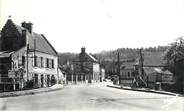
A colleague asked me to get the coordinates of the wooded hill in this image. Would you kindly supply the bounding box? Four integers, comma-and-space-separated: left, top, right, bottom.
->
58, 46, 169, 65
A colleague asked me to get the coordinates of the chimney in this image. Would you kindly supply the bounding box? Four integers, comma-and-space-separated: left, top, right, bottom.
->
22, 29, 26, 36
22, 29, 27, 46
81, 47, 86, 54
21, 21, 27, 27
21, 21, 33, 33
26, 22, 33, 33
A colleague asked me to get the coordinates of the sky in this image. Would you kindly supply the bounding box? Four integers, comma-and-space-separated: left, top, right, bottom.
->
0, 0, 184, 53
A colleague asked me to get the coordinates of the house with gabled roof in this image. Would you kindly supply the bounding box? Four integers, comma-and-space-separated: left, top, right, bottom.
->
72, 47, 101, 83
134, 49, 173, 89
0, 18, 59, 92
119, 60, 136, 87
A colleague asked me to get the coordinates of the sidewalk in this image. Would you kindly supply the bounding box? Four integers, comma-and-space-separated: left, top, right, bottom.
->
107, 84, 181, 96
0, 84, 64, 98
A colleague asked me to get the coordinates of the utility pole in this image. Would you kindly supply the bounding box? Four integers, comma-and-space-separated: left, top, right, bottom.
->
34, 38, 36, 58
56, 55, 59, 84
117, 51, 121, 85
139, 48, 147, 87
139, 49, 144, 77
26, 44, 29, 81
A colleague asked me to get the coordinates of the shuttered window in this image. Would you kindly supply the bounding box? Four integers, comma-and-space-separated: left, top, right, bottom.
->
49, 59, 52, 68
34, 56, 38, 67
41, 57, 43, 67
51, 59, 54, 68
22, 56, 25, 66
46, 58, 49, 68
37, 57, 41, 67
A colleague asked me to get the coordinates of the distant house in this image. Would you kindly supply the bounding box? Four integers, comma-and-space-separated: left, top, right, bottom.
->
119, 61, 135, 86
120, 61, 135, 78
0, 19, 58, 92
135, 50, 174, 88
118, 49, 174, 88
145, 67, 173, 89
72, 47, 101, 83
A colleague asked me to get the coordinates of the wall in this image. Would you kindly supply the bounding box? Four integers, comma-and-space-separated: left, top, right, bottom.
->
12, 48, 58, 88
120, 68, 134, 78
101, 68, 105, 80
28, 51, 58, 75
93, 62, 100, 82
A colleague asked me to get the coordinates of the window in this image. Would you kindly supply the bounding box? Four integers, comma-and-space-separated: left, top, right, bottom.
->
41, 57, 43, 67
34, 74, 38, 85
45, 58, 54, 68
22, 56, 25, 66
49, 59, 52, 68
46, 58, 49, 68
127, 72, 130, 77
37, 57, 41, 67
51, 59, 54, 68
34, 56, 37, 67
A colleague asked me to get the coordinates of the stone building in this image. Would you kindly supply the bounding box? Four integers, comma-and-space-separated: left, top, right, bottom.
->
70, 47, 101, 83
0, 19, 58, 92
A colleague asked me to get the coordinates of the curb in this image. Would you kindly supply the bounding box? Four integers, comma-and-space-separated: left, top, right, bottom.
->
0, 85, 64, 98
106, 85, 178, 96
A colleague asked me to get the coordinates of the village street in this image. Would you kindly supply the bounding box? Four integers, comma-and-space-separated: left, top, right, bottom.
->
0, 83, 183, 111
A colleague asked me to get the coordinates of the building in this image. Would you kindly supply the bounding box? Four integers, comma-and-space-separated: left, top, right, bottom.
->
119, 61, 135, 87
0, 19, 58, 92
71, 47, 101, 83
117, 49, 174, 88
135, 49, 174, 88
145, 67, 173, 89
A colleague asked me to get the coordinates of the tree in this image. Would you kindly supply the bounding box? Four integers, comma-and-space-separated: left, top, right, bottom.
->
164, 37, 184, 72
163, 37, 184, 93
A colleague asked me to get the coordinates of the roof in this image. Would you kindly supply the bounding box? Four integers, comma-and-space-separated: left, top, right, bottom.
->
1, 19, 57, 56
154, 68, 173, 75
87, 53, 98, 62
28, 33, 57, 55
0, 51, 14, 58
120, 61, 135, 70
14, 24, 25, 35
143, 67, 158, 75
73, 51, 99, 63
143, 67, 173, 75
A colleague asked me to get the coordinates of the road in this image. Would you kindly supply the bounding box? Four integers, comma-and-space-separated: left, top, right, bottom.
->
0, 83, 183, 111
